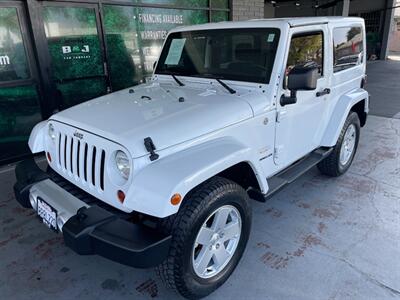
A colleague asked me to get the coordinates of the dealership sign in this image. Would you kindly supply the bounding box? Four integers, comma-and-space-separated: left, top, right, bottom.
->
0, 55, 10, 66
61, 45, 91, 60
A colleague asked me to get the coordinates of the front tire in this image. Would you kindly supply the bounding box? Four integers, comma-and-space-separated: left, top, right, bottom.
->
157, 177, 251, 299
318, 112, 360, 177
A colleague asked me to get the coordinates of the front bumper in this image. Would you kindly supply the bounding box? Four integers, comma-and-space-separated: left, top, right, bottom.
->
13, 159, 171, 268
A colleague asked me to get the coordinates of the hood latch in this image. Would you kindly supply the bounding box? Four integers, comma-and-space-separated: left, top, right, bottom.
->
144, 137, 159, 161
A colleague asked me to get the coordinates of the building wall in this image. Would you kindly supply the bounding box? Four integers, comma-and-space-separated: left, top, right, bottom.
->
269, 0, 392, 59
264, 3, 275, 19
232, 0, 264, 21
389, 0, 400, 52
389, 31, 400, 51
274, 5, 316, 17
273, 0, 387, 17
396, 0, 400, 16
349, 0, 386, 14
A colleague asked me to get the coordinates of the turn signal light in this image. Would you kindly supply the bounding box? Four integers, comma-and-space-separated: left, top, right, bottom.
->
46, 152, 52, 162
117, 190, 125, 203
170, 193, 182, 206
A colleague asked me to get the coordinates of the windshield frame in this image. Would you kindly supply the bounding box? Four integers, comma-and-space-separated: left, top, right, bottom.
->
155, 27, 281, 84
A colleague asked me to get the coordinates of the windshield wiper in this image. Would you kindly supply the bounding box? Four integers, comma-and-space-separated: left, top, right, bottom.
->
171, 74, 185, 86
215, 78, 236, 94
193, 74, 236, 94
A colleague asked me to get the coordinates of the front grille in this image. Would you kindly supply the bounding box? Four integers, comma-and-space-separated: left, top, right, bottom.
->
56, 133, 106, 191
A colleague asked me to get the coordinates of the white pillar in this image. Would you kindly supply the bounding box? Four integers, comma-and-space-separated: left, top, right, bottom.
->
335, 0, 350, 16
342, 0, 350, 16
381, 0, 396, 59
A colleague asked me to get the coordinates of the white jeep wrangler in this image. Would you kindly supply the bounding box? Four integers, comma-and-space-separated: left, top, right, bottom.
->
14, 17, 368, 299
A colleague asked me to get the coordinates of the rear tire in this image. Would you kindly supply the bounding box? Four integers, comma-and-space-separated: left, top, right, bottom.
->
156, 177, 251, 299
318, 112, 360, 177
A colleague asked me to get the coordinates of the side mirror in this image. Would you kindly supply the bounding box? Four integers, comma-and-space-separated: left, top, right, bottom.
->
281, 65, 319, 106
287, 65, 318, 91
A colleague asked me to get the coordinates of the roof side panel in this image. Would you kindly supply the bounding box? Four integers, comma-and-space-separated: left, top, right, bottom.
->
170, 17, 364, 33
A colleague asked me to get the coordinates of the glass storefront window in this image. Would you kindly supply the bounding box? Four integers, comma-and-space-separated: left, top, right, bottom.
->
0, 7, 30, 82
139, 0, 208, 8
211, 0, 230, 9
43, 6, 107, 109
0, 6, 42, 163
104, 5, 208, 91
43, 6, 104, 81
103, 5, 144, 91
0, 85, 42, 161
211, 11, 229, 22
137, 7, 208, 78
56, 77, 106, 108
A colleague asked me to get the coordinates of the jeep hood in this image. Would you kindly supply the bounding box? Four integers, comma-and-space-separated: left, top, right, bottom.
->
51, 82, 254, 158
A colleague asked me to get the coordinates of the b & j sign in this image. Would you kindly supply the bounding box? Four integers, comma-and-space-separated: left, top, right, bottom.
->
61, 45, 91, 60
47, 36, 103, 81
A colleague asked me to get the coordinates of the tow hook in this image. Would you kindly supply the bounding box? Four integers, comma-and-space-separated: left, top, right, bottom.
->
76, 207, 88, 222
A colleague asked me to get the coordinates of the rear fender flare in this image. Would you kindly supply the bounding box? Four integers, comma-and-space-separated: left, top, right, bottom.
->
321, 88, 368, 147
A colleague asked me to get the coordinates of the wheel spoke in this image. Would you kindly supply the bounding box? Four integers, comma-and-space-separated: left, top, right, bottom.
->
213, 246, 230, 266
196, 226, 214, 245
340, 124, 357, 166
222, 220, 240, 241
340, 148, 346, 163
192, 205, 242, 279
194, 247, 213, 276
348, 136, 355, 151
212, 207, 230, 231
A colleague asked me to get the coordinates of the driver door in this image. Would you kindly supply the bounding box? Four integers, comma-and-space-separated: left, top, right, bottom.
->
274, 25, 331, 167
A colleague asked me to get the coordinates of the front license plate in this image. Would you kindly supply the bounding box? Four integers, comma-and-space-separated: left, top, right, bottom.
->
37, 198, 58, 232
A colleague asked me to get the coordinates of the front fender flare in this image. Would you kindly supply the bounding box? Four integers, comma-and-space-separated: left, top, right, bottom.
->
28, 121, 47, 153
321, 88, 368, 147
125, 137, 267, 218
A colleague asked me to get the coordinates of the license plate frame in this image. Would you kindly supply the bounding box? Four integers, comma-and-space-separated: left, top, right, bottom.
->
37, 197, 58, 232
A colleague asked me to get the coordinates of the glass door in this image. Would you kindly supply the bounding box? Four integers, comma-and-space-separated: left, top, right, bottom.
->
42, 3, 109, 109
0, 2, 42, 163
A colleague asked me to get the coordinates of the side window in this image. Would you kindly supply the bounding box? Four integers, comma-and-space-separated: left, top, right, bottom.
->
333, 27, 364, 72
286, 32, 323, 76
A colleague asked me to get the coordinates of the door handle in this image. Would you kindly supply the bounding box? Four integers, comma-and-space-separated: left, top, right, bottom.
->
316, 88, 331, 97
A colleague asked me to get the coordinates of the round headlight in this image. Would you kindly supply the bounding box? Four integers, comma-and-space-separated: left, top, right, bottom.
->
115, 151, 130, 179
48, 123, 56, 140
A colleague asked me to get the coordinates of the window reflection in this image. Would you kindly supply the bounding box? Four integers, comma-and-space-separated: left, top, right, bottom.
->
156, 28, 280, 83
0, 85, 42, 162
43, 7, 98, 38
104, 5, 209, 91
43, 6, 107, 108
287, 32, 323, 76
333, 27, 364, 72
0, 7, 30, 81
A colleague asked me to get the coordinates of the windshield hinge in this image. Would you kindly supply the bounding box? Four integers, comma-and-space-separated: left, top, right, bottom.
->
274, 145, 283, 162
276, 110, 287, 123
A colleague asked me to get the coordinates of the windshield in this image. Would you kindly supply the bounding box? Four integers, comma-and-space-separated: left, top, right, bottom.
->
155, 28, 281, 84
